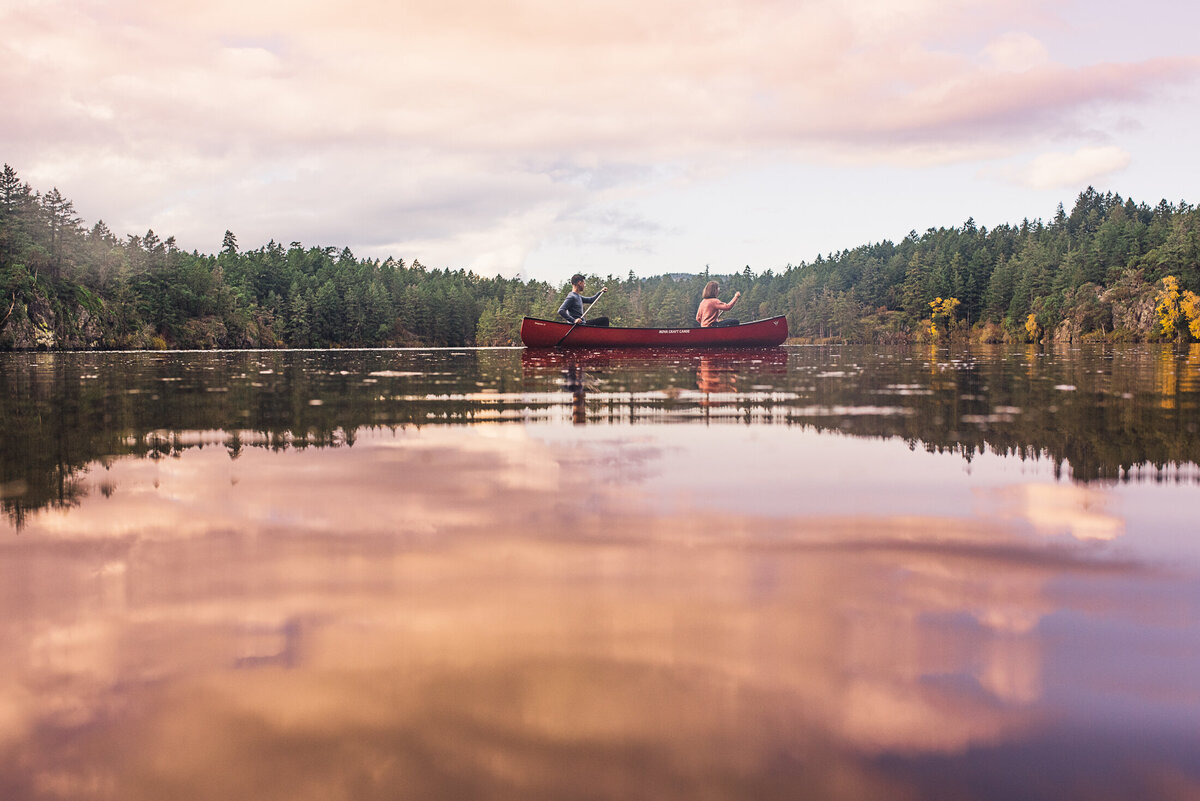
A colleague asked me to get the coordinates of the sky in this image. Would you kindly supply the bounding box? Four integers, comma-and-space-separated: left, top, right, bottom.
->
3, 0, 1199, 285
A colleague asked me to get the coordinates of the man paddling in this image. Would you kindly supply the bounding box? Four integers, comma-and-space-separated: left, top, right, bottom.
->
558, 274, 609, 326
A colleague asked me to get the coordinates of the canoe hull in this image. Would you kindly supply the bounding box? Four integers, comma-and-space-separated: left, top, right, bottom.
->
520, 316, 788, 348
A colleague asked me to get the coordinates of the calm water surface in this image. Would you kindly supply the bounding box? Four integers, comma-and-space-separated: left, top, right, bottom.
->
2, 345, 1199, 800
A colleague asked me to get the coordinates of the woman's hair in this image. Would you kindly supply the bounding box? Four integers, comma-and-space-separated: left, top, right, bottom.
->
702, 280, 720, 299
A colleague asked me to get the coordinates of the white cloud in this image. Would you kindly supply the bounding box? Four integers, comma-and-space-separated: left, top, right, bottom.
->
984, 483, 1124, 542
1021, 146, 1132, 190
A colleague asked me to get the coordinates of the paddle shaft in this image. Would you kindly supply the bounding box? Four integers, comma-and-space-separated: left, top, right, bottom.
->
556, 288, 606, 346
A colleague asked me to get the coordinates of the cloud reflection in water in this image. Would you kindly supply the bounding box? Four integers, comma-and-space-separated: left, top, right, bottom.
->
1, 424, 1198, 801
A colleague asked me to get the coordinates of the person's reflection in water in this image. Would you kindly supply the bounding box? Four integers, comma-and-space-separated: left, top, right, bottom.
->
565, 359, 587, 424
697, 355, 737, 403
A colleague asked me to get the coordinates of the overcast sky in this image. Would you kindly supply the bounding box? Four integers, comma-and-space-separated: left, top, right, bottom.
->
4, 0, 1198, 284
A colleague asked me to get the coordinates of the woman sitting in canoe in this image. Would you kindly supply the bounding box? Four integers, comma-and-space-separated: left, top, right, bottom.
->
558, 274, 609, 326
696, 281, 740, 327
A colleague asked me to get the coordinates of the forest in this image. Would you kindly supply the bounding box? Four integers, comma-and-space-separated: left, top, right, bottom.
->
2, 162, 1199, 349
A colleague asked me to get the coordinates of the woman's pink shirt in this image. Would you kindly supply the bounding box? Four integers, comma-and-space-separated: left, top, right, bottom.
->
696, 297, 735, 327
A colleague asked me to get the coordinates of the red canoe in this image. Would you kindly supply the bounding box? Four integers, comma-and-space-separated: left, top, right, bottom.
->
520, 316, 789, 348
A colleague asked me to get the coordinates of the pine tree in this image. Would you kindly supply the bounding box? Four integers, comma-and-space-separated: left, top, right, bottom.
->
41, 188, 82, 279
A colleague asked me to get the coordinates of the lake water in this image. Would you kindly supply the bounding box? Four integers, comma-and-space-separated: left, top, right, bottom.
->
2, 344, 1199, 800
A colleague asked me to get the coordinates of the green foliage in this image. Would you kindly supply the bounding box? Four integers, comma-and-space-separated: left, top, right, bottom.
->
767, 188, 1197, 343
1, 167, 1197, 349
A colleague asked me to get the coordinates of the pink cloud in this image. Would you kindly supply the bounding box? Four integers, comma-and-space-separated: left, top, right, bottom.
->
823, 57, 1198, 146
7, 0, 1193, 159
2, 0, 1196, 270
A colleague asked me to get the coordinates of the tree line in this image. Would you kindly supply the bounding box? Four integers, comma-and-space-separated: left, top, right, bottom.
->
779, 189, 1200, 344
3, 163, 1198, 348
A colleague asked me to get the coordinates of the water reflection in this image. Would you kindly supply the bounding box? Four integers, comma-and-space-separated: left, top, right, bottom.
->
696, 354, 737, 395
1, 346, 1199, 799
4, 345, 1200, 527
3, 426, 1198, 800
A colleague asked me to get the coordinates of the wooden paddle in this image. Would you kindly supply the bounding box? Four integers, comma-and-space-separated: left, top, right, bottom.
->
556, 288, 606, 346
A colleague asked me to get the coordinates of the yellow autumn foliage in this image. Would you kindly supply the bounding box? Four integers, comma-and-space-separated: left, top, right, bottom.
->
1155, 275, 1200, 341
1183, 293, 1200, 340
927, 296, 960, 339
929, 297, 961, 319
1025, 313, 1041, 343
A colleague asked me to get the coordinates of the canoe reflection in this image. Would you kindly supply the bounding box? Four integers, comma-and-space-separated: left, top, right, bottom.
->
521, 348, 789, 423
520, 347, 788, 375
